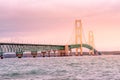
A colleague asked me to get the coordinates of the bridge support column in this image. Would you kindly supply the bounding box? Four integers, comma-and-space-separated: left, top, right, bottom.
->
41, 51, 46, 57
53, 50, 56, 57
63, 50, 66, 56
48, 51, 51, 57
31, 51, 37, 58
16, 52, 23, 58
76, 48, 78, 56
89, 50, 94, 55
92, 50, 94, 55
59, 50, 66, 56
58, 50, 62, 56
80, 46, 83, 56
0, 52, 3, 59
69, 49, 72, 56
65, 45, 69, 56
58, 50, 61, 56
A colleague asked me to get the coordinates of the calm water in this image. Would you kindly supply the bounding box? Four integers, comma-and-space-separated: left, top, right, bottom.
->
0, 55, 120, 80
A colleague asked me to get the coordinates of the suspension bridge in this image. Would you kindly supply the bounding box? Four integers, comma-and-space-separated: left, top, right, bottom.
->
0, 20, 101, 59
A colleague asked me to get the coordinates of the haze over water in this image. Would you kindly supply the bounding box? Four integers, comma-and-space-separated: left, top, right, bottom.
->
1, 55, 120, 80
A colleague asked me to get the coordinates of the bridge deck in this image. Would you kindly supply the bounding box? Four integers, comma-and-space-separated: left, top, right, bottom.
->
0, 43, 64, 47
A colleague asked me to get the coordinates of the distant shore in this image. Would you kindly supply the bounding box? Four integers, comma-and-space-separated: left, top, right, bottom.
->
101, 51, 120, 55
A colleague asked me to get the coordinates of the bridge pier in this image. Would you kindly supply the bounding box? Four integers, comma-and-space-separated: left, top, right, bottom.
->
58, 50, 66, 57
80, 48, 83, 56
69, 49, 72, 56
75, 49, 83, 56
48, 51, 51, 57
16, 52, 23, 58
59, 50, 63, 56
0, 52, 3, 59
75, 48, 78, 56
89, 50, 94, 55
65, 45, 69, 56
53, 50, 56, 57
41, 51, 46, 57
31, 51, 37, 58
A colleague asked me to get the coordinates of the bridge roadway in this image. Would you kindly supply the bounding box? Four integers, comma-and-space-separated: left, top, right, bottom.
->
0, 42, 101, 59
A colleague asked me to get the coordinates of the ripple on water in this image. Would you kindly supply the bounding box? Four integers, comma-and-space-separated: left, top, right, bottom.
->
0, 55, 120, 80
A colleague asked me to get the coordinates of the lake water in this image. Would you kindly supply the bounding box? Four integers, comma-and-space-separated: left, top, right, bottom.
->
0, 55, 120, 80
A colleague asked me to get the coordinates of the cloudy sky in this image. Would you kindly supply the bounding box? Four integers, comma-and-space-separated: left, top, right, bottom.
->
0, 0, 120, 51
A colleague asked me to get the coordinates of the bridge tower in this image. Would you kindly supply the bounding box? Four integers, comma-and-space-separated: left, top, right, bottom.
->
75, 20, 83, 56
88, 31, 94, 55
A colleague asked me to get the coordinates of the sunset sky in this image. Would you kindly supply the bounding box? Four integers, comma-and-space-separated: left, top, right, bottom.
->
0, 0, 120, 51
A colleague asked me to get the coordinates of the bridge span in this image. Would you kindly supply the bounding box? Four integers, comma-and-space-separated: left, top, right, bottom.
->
0, 42, 101, 59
